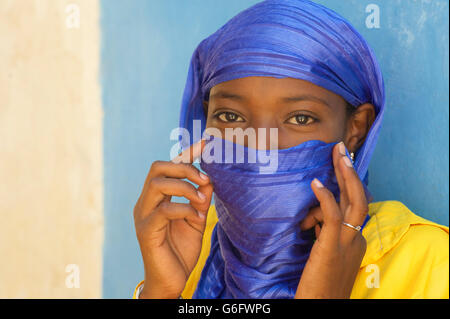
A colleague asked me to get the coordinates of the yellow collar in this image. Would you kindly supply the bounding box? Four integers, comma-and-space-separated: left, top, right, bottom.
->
361, 200, 449, 267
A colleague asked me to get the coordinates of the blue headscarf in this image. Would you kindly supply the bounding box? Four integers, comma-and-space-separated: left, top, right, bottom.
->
179, 0, 385, 182
178, 0, 385, 298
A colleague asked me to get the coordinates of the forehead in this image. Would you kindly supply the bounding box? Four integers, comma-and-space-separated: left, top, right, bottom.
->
208, 76, 344, 104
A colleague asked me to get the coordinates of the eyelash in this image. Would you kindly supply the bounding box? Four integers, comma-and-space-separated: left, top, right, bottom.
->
214, 111, 317, 126
285, 112, 317, 126
214, 111, 245, 123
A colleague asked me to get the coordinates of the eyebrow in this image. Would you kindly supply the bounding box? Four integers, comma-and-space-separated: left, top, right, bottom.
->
209, 90, 331, 108
209, 90, 246, 102
281, 94, 331, 108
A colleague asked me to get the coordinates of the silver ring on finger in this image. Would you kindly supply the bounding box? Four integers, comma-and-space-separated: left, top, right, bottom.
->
342, 222, 362, 232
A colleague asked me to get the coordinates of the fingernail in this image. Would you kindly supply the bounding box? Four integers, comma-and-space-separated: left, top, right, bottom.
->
199, 172, 209, 180
197, 191, 206, 201
197, 211, 206, 219
338, 142, 346, 156
343, 156, 353, 168
312, 178, 324, 188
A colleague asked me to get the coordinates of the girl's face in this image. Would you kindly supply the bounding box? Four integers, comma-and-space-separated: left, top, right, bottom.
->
204, 76, 375, 153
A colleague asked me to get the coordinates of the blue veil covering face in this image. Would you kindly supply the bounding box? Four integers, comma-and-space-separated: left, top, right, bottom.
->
177, 0, 385, 298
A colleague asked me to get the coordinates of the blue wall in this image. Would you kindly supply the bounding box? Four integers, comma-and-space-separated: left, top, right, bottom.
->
100, 0, 449, 298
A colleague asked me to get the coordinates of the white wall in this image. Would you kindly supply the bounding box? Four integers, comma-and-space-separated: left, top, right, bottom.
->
0, 0, 103, 298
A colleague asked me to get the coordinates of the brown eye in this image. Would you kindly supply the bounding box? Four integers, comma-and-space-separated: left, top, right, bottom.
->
217, 112, 244, 123
287, 114, 315, 125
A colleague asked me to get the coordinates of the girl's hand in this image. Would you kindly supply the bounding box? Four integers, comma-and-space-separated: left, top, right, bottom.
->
133, 140, 213, 299
296, 142, 368, 299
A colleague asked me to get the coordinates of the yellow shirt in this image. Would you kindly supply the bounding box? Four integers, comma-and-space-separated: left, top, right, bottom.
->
133, 200, 449, 299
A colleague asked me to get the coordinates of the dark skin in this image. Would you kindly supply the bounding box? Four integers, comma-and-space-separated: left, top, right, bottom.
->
203, 76, 373, 151
134, 76, 375, 299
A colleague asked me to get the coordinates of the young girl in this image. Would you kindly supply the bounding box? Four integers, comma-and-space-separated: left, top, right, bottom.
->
132, 0, 448, 299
